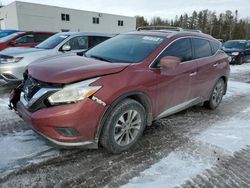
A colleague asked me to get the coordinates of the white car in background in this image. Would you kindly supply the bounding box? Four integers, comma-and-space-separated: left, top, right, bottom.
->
0, 32, 115, 85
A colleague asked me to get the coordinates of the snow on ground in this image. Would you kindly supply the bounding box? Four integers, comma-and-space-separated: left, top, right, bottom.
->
197, 107, 250, 153
0, 97, 9, 107
122, 80, 250, 188
121, 150, 214, 188
225, 80, 250, 98
230, 63, 250, 74
0, 94, 59, 177
0, 130, 59, 177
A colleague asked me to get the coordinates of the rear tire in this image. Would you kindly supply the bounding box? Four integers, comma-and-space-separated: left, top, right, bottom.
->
204, 78, 225, 110
100, 98, 146, 154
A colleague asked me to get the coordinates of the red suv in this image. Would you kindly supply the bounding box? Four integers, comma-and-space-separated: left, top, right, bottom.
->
10, 30, 230, 153
0, 31, 55, 51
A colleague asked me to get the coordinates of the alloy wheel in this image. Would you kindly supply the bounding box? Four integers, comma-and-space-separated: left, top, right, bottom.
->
211, 80, 224, 106
114, 110, 142, 146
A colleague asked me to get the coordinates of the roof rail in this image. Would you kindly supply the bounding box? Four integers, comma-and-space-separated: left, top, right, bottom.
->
137, 26, 202, 33
137, 26, 182, 31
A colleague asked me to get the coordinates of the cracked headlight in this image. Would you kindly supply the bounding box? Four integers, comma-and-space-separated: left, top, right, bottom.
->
231, 52, 239, 56
0, 57, 23, 63
48, 77, 101, 105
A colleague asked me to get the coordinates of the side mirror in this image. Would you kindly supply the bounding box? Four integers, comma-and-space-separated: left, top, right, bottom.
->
61, 44, 71, 52
160, 56, 181, 69
9, 41, 17, 46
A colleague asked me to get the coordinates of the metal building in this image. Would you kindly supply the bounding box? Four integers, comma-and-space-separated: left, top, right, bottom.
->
0, 1, 136, 33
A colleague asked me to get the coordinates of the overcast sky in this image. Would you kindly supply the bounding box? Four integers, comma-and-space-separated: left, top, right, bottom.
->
1, 0, 249, 20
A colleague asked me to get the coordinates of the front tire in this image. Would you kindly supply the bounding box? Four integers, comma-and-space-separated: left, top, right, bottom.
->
100, 99, 146, 154
204, 78, 225, 110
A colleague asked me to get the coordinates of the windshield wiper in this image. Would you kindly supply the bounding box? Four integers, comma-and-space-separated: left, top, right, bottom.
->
90, 55, 111, 62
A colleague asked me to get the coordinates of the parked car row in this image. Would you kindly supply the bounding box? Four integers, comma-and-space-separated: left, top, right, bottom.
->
0, 31, 115, 84
9, 27, 230, 153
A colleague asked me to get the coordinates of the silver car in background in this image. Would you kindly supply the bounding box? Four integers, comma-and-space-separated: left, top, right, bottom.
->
0, 32, 115, 85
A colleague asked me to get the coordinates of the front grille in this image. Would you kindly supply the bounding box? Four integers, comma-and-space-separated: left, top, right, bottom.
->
23, 76, 41, 101
22, 75, 63, 112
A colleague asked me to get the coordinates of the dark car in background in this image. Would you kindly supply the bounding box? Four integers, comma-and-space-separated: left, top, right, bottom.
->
0, 31, 55, 51
222, 40, 250, 64
0, 29, 19, 38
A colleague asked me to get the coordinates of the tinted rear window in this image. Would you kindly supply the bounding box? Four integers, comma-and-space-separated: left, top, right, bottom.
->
88, 36, 110, 48
35, 34, 53, 43
192, 38, 212, 59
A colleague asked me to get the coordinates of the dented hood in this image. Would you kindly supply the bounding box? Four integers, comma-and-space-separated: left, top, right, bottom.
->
28, 55, 129, 84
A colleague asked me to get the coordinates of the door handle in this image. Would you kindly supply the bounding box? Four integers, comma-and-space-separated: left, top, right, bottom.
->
189, 72, 197, 76
213, 63, 218, 67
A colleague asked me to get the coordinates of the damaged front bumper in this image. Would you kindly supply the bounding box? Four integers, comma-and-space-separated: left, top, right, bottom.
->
9, 84, 107, 149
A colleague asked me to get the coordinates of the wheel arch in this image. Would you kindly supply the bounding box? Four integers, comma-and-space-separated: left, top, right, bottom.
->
95, 91, 153, 143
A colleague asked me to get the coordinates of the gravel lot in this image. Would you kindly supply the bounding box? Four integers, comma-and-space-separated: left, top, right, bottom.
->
0, 64, 250, 188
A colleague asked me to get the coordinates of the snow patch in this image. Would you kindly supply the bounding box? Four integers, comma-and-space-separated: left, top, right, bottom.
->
0, 130, 58, 176
230, 63, 250, 74
197, 107, 250, 153
0, 97, 9, 107
121, 151, 213, 188
225, 80, 250, 99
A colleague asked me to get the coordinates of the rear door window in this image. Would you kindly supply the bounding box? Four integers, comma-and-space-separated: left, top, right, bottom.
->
34, 34, 53, 43
192, 38, 212, 59
15, 34, 35, 44
88, 36, 110, 48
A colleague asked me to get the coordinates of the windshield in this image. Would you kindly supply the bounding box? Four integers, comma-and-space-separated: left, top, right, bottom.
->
0, 32, 14, 38
0, 32, 23, 43
36, 34, 70, 49
223, 41, 246, 50
85, 34, 166, 63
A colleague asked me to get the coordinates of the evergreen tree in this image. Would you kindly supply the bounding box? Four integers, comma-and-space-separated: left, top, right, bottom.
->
136, 9, 248, 40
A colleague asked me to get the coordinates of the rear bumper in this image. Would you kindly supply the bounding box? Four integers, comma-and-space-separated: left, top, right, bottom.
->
16, 98, 107, 148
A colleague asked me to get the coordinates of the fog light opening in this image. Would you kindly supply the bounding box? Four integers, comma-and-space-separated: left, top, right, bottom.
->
55, 127, 81, 137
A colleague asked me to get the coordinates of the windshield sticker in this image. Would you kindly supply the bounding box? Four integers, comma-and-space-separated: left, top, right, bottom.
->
60, 35, 68, 38
143, 36, 163, 43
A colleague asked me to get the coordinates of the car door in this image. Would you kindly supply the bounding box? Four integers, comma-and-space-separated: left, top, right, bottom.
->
152, 38, 197, 118
13, 34, 36, 47
191, 38, 219, 100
